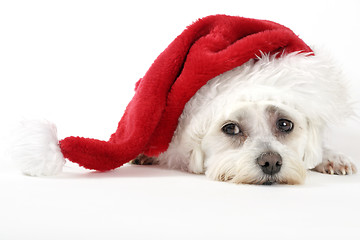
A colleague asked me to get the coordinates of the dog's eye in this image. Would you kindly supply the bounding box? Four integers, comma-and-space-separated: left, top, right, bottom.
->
222, 123, 241, 135
277, 119, 293, 133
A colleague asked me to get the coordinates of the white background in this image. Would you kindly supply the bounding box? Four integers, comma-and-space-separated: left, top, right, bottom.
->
1, 0, 360, 239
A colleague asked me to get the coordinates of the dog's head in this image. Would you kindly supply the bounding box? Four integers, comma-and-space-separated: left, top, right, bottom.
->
176, 51, 352, 185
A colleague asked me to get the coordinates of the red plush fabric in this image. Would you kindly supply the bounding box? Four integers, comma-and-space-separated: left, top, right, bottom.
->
59, 15, 312, 171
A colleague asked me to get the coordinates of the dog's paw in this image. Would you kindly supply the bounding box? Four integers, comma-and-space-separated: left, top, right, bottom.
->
130, 154, 158, 165
313, 149, 357, 175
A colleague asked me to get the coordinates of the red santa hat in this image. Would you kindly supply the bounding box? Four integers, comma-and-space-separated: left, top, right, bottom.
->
13, 15, 313, 176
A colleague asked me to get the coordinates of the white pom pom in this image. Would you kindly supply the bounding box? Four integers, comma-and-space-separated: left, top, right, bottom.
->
10, 120, 65, 176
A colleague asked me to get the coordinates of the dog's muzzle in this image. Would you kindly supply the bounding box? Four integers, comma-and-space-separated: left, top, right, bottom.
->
256, 152, 282, 175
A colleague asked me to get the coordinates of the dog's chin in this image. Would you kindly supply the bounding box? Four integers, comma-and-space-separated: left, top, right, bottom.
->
262, 181, 275, 186
248, 174, 302, 185
232, 174, 304, 185
256, 176, 278, 186
220, 173, 305, 185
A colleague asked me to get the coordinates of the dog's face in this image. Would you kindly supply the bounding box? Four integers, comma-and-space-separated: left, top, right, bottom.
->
201, 101, 309, 185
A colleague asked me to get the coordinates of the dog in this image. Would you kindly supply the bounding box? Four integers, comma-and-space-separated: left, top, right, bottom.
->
11, 16, 357, 184
132, 51, 357, 185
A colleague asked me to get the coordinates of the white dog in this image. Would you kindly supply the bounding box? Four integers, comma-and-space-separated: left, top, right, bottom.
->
132, 51, 357, 185
11, 15, 356, 185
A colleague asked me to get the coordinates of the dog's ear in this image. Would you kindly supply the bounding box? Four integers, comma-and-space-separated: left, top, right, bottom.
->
302, 119, 323, 169
188, 143, 205, 174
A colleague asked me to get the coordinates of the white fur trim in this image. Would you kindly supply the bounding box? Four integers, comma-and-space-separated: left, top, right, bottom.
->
10, 120, 65, 176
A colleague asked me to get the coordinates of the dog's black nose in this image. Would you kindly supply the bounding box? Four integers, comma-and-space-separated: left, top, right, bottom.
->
256, 152, 282, 175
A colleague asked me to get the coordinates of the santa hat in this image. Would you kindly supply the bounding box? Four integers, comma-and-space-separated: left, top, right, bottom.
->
12, 15, 314, 176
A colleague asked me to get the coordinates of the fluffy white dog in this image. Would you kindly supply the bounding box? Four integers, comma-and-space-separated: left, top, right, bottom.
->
10, 15, 357, 185
133, 51, 357, 185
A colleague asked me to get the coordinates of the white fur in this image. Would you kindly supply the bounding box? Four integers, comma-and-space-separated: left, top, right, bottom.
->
159, 50, 354, 184
314, 147, 357, 175
10, 120, 65, 176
